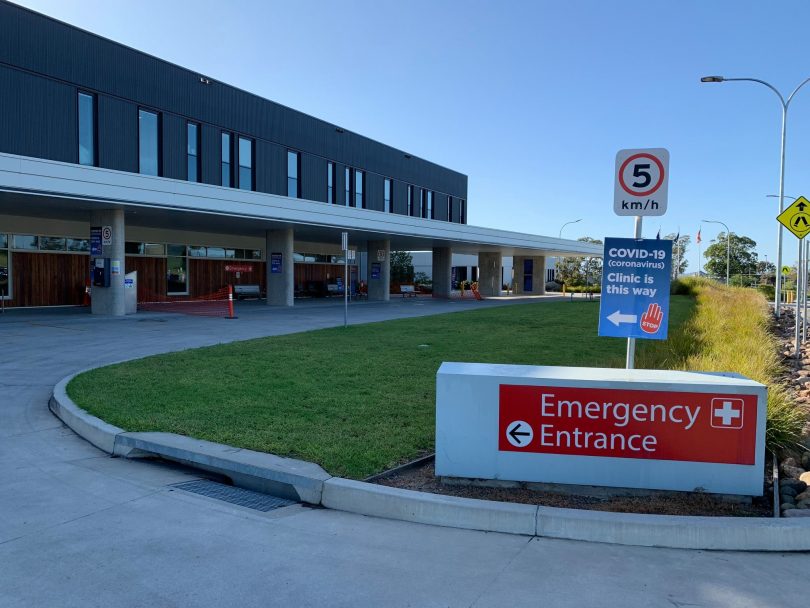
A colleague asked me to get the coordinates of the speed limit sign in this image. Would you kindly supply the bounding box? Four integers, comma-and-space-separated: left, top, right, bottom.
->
613, 148, 669, 216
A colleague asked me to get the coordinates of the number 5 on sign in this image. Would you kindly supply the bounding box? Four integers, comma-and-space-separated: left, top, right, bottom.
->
614, 148, 669, 217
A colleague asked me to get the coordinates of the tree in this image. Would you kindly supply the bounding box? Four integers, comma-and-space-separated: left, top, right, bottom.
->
555, 237, 603, 287
664, 233, 690, 278
756, 260, 776, 285
390, 250, 414, 284
703, 233, 758, 279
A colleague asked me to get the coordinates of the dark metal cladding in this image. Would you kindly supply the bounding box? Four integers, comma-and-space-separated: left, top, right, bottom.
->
0, 1, 468, 222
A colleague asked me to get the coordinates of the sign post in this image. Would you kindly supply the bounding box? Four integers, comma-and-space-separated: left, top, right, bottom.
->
777, 194, 810, 358
341, 231, 348, 328
613, 148, 670, 368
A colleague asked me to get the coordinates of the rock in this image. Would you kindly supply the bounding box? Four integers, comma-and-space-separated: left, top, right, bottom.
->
782, 465, 806, 479
802, 452, 810, 470
781, 485, 799, 498
783, 509, 810, 518
797, 370, 810, 377
797, 499, 810, 509
795, 490, 810, 502
795, 377, 810, 386
783, 457, 799, 468
801, 471, 810, 485
780, 478, 807, 491
781, 501, 796, 512
781, 495, 797, 506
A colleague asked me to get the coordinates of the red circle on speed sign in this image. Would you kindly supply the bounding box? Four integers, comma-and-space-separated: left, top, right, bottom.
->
618, 152, 665, 197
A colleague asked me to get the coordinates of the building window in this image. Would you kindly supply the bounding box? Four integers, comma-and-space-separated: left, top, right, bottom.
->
344, 167, 351, 206
384, 178, 392, 213
166, 244, 188, 295
221, 132, 232, 187
420, 189, 426, 218
355, 170, 364, 208
0, 233, 8, 300
447, 196, 453, 222
187, 122, 200, 182
238, 137, 253, 190
407, 185, 414, 216
327, 162, 335, 203
426, 191, 433, 219
460, 199, 466, 224
287, 150, 300, 198
138, 109, 160, 176
77, 92, 96, 166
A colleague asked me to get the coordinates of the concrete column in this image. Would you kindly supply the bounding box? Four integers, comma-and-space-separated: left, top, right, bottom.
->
512, 255, 546, 295
366, 239, 390, 301
90, 209, 126, 316
432, 246, 452, 298
266, 228, 294, 306
477, 252, 502, 297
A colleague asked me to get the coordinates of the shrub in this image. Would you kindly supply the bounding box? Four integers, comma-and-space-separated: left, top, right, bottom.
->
545, 281, 562, 292
638, 280, 805, 453
670, 278, 695, 296
758, 285, 775, 300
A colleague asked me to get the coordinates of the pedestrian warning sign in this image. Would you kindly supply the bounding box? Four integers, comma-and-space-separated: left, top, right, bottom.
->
777, 195, 810, 240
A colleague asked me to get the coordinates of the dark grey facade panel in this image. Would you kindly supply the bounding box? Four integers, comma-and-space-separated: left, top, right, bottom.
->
0, 0, 467, 217
162, 112, 183, 180
364, 173, 385, 213
335, 164, 347, 207
255, 140, 285, 196
200, 123, 220, 185
301, 153, 326, 203
98, 95, 137, 172
434, 192, 448, 222
0, 64, 74, 163
391, 181, 408, 216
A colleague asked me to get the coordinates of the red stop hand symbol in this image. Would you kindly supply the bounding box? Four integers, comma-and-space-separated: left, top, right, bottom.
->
640, 303, 663, 334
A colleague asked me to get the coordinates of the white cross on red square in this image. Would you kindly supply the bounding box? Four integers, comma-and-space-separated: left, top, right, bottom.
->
710, 398, 744, 429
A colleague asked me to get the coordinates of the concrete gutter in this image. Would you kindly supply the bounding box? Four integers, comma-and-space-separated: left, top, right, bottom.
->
51, 372, 810, 551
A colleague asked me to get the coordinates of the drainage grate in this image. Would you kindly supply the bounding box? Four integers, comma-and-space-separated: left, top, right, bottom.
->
170, 479, 295, 512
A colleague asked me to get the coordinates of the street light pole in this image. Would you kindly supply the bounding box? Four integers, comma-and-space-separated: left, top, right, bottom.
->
702, 219, 731, 285
556, 218, 582, 285
701, 75, 810, 317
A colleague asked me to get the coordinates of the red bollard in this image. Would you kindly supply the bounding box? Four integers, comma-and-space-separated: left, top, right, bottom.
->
226, 284, 237, 319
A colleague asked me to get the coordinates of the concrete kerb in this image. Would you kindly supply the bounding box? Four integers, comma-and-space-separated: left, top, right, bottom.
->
51, 370, 810, 551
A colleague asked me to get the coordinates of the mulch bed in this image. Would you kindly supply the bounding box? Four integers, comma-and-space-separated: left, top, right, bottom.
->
375, 462, 772, 517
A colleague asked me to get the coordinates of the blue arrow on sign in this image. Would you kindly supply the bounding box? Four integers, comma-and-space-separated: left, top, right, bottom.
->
598, 237, 672, 340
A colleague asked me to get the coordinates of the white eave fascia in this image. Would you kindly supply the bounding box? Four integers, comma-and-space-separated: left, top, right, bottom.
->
0, 152, 602, 257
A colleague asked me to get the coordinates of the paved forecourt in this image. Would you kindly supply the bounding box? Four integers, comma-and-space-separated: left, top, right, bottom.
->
1, 298, 807, 607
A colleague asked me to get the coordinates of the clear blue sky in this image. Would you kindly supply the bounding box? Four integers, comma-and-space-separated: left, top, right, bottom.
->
13, 0, 810, 271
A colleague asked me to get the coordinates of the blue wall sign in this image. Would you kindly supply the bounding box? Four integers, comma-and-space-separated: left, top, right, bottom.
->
371, 262, 381, 280
90, 226, 102, 256
598, 237, 672, 340
270, 253, 282, 274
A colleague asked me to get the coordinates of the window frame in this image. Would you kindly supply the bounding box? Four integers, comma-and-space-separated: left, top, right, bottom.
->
345, 166, 351, 206
384, 178, 392, 213
407, 185, 414, 216
186, 121, 201, 183
287, 149, 301, 198
327, 161, 335, 204
77, 90, 97, 167
447, 195, 453, 222
221, 132, 233, 187
137, 107, 161, 176
237, 136, 254, 191
354, 169, 364, 209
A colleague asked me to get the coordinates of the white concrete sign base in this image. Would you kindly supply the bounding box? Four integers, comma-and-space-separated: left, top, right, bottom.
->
435, 363, 767, 496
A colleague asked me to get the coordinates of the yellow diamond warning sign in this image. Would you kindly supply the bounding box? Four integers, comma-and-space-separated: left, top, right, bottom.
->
777, 196, 810, 240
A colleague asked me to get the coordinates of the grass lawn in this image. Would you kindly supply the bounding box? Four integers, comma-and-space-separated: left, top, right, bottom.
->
69, 297, 694, 479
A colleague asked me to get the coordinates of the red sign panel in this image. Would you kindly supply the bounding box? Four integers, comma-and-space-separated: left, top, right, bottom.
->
499, 384, 757, 465
225, 264, 253, 273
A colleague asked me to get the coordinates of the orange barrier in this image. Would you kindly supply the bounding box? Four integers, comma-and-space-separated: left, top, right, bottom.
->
138, 286, 233, 318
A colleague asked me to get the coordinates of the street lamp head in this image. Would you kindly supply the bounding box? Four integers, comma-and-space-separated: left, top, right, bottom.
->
700, 76, 725, 83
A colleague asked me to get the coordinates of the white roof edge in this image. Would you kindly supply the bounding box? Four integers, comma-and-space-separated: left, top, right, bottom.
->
0, 152, 602, 256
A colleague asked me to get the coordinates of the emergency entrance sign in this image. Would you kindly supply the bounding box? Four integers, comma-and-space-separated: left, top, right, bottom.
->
599, 237, 672, 340
435, 363, 767, 495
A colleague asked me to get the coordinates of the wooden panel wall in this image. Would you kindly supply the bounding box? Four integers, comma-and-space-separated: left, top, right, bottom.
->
7, 252, 87, 307
125, 256, 166, 302
188, 259, 266, 298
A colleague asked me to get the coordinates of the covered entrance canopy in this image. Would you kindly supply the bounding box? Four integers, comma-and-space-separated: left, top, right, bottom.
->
0, 153, 601, 313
